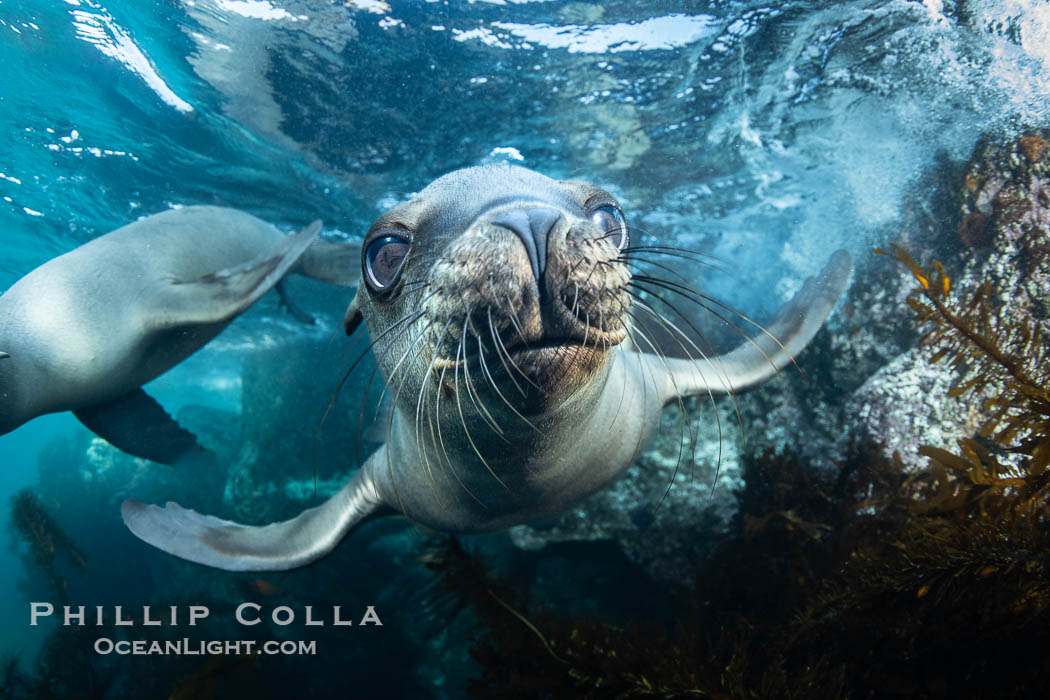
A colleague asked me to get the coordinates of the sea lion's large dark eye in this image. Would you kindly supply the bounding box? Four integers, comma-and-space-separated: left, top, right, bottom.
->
364, 235, 410, 292
590, 204, 629, 250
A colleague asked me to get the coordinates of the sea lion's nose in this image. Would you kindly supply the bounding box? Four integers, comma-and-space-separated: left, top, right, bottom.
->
491, 207, 562, 283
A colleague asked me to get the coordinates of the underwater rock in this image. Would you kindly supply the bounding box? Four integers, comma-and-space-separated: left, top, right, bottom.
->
845, 347, 984, 470
956, 129, 1050, 322
840, 128, 1050, 466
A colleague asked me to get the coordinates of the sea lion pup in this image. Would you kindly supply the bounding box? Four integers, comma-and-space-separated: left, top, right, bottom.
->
123, 165, 852, 570
0, 206, 359, 465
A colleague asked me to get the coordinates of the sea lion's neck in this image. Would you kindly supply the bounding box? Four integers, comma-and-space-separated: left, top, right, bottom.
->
370, 349, 665, 532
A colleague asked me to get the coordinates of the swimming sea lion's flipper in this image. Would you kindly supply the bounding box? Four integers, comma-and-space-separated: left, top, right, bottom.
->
275, 278, 316, 325
121, 467, 390, 571
74, 389, 206, 466
655, 249, 852, 402
156, 220, 322, 328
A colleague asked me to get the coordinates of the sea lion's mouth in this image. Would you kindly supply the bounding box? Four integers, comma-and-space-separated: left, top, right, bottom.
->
507, 339, 598, 365
431, 329, 625, 374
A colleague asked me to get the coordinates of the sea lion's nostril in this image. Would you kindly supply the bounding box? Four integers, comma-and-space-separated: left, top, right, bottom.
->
492, 207, 562, 283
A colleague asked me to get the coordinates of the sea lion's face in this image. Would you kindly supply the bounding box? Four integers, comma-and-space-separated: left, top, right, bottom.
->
348, 165, 632, 420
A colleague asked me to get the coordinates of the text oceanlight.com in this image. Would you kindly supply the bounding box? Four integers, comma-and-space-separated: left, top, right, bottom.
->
93, 639, 317, 656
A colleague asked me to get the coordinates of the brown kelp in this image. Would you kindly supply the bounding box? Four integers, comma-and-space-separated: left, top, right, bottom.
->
444, 249, 1050, 699
9, 489, 86, 603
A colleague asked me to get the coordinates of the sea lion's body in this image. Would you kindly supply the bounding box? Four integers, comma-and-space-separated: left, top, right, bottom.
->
0, 206, 353, 463
124, 166, 852, 569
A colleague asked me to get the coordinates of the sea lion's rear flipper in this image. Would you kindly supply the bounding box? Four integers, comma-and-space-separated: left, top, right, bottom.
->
655, 249, 852, 401
156, 220, 322, 328
121, 468, 390, 571
297, 238, 362, 287
74, 389, 206, 466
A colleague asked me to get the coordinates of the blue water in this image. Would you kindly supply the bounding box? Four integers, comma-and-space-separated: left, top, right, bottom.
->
2, 0, 1050, 693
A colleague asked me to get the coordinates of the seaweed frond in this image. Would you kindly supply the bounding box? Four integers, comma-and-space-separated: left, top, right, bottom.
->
877, 244, 1050, 523
9, 489, 86, 602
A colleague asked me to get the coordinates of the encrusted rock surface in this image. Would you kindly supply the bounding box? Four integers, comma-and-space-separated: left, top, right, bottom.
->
845, 348, 984, 470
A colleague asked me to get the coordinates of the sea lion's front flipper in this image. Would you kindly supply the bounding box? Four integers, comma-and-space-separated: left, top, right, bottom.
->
656, 249, 852, 401
156, 220, 322, 328
121, 468, 390, 571
74, 389, 206, 466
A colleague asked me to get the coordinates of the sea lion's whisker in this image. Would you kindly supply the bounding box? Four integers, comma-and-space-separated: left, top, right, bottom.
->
421, 320, 452, 471
570, 281, 581, 319
567, 255, 589, 276
609, 310, 659, 462
625, 292, 730, 491
340, 285, 442, 464
354, 356, 387, 472
488, 307, 527, 398
596, 296, 610, 353
432, 358, 486, 508
415, 320, 455, 512
454, 331, 509, 491
493, 302, 543, 393
606, 310, 633, 428
612, 255, 715, 296
477, 334, 540, 433
630, 274, 797, 376
624, 314, 692, 505
459, 316, 507, 440
626, 304, 706, 483
620, 238, 725, 259
618, 246, 734, 278
624, 290, 729, 394
352, 285, 441, 469
384, 319, 437, 518
504, 295, 530, 348
373, 318, 438, 429
314, 308, 425, 491
581, 258, 600, 289
627, 275, 766, 451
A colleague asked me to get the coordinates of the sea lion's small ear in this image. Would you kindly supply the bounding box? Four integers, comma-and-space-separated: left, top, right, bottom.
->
343, 289, 364, 336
